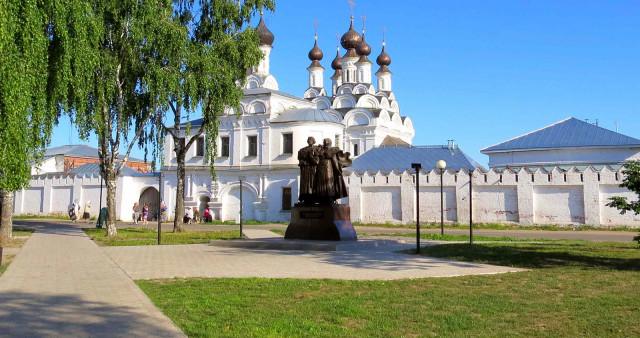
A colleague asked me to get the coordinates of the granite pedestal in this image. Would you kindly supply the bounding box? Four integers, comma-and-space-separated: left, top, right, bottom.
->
284, 204, 357, 241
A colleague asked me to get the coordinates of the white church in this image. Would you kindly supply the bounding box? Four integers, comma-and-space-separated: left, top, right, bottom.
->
13, 13, 640, 228
162, 13, 416, 223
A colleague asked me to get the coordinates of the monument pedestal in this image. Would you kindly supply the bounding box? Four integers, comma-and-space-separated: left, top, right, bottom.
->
285, 204, 357, 241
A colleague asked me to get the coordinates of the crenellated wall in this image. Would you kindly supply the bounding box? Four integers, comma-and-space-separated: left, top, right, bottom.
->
344, 166, 640, 227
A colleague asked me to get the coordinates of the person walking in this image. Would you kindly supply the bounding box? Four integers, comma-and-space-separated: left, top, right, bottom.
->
69, 199, 79, 222
132, 202, 140, 224
193, 207, 200, 224
142, 204, 149, 226
82, 201, 91, 223
204, 208, 212, 223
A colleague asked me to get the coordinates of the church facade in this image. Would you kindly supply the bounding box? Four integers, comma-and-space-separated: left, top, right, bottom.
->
161, 13, 415, 223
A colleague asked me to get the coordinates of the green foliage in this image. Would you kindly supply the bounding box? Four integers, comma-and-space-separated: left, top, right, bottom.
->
607, 160, 640, 216
0, 0, 73, 191
83, 227, 240, 246
606, 160, 640, 245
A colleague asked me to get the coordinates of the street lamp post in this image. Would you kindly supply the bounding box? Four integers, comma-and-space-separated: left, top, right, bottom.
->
238, 175, 246, 238
437, 160, 447, 235
469, 170, 473, 244
411, 163, 422, 254
157, 172, 163, 245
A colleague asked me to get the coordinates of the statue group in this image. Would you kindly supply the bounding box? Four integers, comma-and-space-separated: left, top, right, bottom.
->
285, 136, 357, 241
297, 136, 352, 205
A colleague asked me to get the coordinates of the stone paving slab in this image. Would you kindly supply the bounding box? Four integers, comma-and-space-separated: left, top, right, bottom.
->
0, 225, 185, 337
242, 229, 283, 239
104, 241, 524, 281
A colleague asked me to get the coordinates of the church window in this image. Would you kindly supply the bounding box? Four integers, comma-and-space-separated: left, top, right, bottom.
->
196, 137, 205, 157
247, 135, 258, 157
354, 143, 359, 156
282, 187, 292, 211
220, 137, 230, 157
252, 102, 266, 114
334, 134, 340, 148
282, 133, 293, 154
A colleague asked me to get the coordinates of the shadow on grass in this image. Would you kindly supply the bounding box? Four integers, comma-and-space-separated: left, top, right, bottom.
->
421, 242, 640, 271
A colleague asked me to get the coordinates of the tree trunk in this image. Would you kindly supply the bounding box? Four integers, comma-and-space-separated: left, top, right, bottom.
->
0, 190, 13, 246
173, 152, 186, 232
105, 174, 118, 236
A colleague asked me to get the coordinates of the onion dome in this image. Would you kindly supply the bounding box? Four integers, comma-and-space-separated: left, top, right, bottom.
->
376, 42, 391, 66
340, 16, 362, 50
356, 30, 371, 56
308, 35, 323, 67
376, 41, 391, 72
331, 46, 342, 70
256, 11, 274, 46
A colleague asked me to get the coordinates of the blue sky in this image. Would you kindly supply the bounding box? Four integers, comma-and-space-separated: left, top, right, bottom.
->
51, 0, 640, 166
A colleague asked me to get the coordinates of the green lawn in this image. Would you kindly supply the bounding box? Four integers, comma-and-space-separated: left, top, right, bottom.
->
270, 229, 547, 242
373, 232, 554, 242
353, 221, 637, 232
137, 240, 640, 337
83, 228, 240, 246
1, 229, 34, 277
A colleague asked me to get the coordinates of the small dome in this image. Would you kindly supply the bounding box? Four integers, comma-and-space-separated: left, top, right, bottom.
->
271, 108, 342, 124
331, 47, 342, 70
308, 37, 323, 61
356, 31, 371, 56
256, 11, 274, 46
340, 16, 362, 50
376, 43, 391, 66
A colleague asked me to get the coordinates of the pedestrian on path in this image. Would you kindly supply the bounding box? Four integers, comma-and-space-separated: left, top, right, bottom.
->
142, 204, 149, 225
132, 202, 140, 224
193, 207, 199, 224
69, 199, 79, 222
83, 201, 91, 222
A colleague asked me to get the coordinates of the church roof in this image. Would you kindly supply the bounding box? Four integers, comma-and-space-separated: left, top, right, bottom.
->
270, 108, 342, 124
482, 117, 640, 153
45, 144, 144, 162
348, 146, 484, 173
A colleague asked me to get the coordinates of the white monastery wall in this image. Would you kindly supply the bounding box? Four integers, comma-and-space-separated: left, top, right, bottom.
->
345, 166, 640, 228
13, 166, 640, 228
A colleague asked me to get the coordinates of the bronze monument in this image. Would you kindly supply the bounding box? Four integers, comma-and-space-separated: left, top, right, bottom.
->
285, 137, 357, 241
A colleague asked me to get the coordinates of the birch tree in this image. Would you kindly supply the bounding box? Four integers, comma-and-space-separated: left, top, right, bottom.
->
152, 0, 274, 232
0, 0, 95, 243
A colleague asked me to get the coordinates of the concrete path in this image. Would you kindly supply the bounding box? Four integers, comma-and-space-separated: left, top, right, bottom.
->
242, 229, 283, 239
0, 225, 185, 337
104, 240, 523, 281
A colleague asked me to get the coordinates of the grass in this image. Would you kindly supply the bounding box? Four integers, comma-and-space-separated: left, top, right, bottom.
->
199, 220, 287, 226
138, 240, 640, 337
13, 215, 70, 220
370, 232, 552, 242
353, 221, 638, 232
83, 228, 241, 246
1, 228, 34, 277
0, 255, 15, 277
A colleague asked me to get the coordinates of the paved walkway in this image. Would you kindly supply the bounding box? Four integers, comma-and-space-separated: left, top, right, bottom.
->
0, 225, 185, 337
104, 239, 523, 281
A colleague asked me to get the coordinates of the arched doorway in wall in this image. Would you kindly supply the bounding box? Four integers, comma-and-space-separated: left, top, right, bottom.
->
139, 187, 160, 221
222, 186, 257, 222
199, 195, 210, 220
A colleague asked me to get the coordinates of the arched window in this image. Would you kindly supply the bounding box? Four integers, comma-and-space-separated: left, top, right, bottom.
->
354, 143, 359, 156
251, 102, 266, 114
